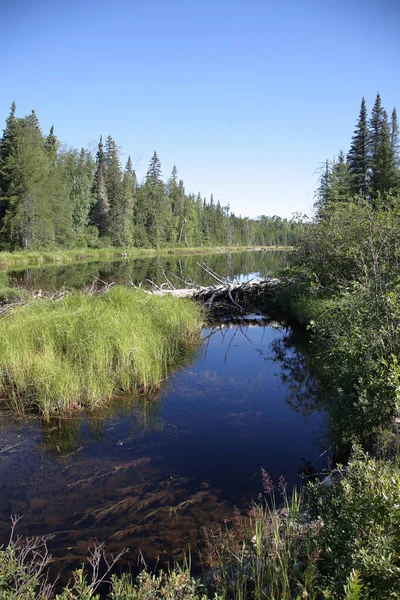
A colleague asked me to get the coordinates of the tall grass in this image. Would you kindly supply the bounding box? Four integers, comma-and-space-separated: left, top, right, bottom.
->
0, 286, 203, 419
203, 478, 321, 600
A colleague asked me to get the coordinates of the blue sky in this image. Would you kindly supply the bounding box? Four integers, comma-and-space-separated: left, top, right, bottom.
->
1, 0, 399, 219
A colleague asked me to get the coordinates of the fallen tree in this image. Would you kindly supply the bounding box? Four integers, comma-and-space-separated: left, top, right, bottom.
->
141, 261, 281, 318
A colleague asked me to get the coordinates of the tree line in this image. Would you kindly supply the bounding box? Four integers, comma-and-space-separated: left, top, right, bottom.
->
316, 92, 400, 213
0, 103, 301, 251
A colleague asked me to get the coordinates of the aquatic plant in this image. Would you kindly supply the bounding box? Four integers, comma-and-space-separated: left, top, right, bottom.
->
0, 286, 202, 418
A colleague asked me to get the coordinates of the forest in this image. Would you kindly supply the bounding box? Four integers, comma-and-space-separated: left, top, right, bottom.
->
0, 103, 301, 252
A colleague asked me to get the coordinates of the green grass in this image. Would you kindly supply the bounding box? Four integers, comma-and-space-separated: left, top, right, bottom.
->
0, 286, 203, 419
0, 245, 286, 270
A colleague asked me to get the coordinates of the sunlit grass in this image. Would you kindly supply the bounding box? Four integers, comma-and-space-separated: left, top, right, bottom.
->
0, 286, 203, 419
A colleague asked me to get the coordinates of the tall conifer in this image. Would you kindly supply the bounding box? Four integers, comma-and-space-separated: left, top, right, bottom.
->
347, 97, 369, 197
90, 136, 109, 235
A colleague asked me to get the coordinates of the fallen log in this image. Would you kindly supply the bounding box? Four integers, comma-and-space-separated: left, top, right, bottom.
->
143, 265, 281, 318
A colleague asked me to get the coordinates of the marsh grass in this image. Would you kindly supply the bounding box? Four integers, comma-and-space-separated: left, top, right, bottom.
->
0, 286, 203, 418
203, 477, 322, 600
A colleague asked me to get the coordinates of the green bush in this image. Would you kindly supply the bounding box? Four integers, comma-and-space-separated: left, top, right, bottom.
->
308, 450, 400, 598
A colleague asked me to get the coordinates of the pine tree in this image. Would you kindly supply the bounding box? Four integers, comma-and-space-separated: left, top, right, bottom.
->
347, 97, 369, 197
90, 136, 109, 236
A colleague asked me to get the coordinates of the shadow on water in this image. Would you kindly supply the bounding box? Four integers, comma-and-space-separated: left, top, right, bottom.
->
0, 315, 330, 582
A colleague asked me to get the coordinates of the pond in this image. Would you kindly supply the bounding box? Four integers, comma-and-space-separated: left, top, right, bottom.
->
6, 249, 288, 291
0, 251, 329, 581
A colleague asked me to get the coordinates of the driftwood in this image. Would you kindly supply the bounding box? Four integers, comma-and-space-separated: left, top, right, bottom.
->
143, 261, 280, 318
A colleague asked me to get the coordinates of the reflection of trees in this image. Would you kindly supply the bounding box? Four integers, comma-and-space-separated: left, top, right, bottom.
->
39, 394, 163, 458
269, 330, 320, 416
7, 250, 288, 292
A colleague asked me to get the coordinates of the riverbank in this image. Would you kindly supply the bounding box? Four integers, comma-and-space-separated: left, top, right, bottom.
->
0, 286, 203, 419
0, 245, 290, 270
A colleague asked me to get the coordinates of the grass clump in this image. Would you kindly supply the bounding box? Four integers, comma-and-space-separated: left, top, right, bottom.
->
0, 286, 203, 418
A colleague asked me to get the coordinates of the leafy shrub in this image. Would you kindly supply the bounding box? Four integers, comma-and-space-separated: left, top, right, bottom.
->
308, 450, 400, 598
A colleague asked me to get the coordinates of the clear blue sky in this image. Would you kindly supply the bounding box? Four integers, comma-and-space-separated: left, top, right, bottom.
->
1, 0, 399, 219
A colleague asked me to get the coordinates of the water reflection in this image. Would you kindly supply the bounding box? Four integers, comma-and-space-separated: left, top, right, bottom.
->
7, 250, 288, 292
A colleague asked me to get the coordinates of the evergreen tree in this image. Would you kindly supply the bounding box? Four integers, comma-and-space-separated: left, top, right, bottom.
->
112, 156, 135, 246
1, 115, 55, 249
369, 96, 397, 199
90, 136, 109, 236
390, 108, 399, 161
44, 125, 58, 165
331, 151, 352, 202
390, 108, 400, 194
105, 135, 126, 244
347, 97, 369, 197
0, 102, 18, 232
59, 147, 95, 235
143, 151, 170, 247
314, 159, 333, 215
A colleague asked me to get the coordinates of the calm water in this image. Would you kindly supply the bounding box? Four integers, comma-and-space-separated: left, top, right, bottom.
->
0, 251, 328, 579
6, 250, 288, 291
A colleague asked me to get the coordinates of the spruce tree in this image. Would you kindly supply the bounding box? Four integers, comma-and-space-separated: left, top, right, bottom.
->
390, 108, 400, 194
1, 115, 55, 249
105, 135, 125, 244
90, 136, 110, 236
0, 102, 18, 234
112, 156, 135, 247
144, 151, 168, 247
347, 97, 369, 197
331, 151, 352, 202
44, 125, 58, 165
369, 96, 398, 199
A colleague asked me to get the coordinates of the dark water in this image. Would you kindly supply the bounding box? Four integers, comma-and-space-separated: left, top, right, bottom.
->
0, 324, 327, 578
0, 251, 329, 580
6, 250, 288, 292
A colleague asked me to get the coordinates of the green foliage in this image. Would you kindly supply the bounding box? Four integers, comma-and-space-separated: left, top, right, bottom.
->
109, 569, 216, 600
0, 105, 303, 252
292, 199, 400, 439
309, 451, 400, 598
311, 284, 400, 440
343, 571, 365, 600
0, 286, 203, 418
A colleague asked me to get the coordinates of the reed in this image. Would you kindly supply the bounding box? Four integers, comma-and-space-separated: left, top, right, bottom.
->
0, 286, 203, 419
203, 479, 321, 600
